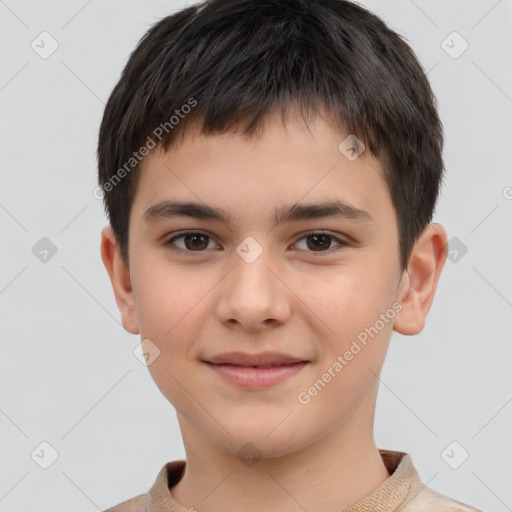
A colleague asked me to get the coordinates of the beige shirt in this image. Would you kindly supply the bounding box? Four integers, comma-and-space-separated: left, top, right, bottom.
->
103, 449, 482, 512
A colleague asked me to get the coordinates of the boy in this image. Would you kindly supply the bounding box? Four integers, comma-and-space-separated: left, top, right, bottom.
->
97, 0, 482, 510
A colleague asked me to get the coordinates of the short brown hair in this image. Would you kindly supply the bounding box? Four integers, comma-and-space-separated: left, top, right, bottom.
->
97, 0, 444, 269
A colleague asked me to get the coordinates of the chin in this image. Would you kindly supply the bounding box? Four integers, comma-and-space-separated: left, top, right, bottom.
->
214, 421, 310, 460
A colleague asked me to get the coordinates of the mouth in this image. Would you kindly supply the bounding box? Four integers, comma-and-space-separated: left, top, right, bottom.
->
205, 362, 307, 369
202, 360, 309, 389
202, 351, 310, 367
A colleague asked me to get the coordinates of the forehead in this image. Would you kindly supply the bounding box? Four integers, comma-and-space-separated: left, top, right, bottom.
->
131, 108, 393, 230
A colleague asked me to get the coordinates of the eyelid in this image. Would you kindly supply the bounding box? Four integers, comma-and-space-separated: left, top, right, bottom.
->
163, 230, 349, 255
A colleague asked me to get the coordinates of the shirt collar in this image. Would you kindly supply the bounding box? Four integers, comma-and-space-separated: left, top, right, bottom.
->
145, 449, 421, 512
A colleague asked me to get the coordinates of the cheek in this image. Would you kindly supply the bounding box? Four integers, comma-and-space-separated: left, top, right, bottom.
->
132, 262, 217, 400
300, 264, 395, 332
297, 263, 399, 378
134, 265, 209, 409
133, 259, 209, 340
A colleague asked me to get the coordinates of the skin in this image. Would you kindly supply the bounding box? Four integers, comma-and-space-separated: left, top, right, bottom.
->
101, 107, 447, 512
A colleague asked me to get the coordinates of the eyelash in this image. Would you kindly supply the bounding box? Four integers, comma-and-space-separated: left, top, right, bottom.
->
163, 230, 349, 256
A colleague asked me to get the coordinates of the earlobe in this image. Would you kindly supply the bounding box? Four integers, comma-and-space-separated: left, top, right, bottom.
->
393, 223, 448, 336
100, 226, 140, 335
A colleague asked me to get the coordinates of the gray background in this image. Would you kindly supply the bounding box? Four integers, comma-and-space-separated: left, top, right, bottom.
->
1, 0, 511, 510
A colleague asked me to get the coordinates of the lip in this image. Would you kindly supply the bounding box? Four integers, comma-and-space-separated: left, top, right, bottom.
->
203, 351, 308, 367
202, 351, 310, 390
203, 361, 309, 389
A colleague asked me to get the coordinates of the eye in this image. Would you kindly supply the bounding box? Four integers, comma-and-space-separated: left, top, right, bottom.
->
164, 230, 348, 255
293, 231, 348, 254
164, 231, 219, 253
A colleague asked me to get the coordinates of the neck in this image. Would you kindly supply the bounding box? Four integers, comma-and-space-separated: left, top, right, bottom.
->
171, 418, 390, 512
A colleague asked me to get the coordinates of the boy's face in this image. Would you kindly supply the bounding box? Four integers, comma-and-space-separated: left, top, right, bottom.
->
103, 109, 438, 458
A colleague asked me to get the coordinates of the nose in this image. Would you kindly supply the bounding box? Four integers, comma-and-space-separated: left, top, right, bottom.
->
215, 246, 291, 332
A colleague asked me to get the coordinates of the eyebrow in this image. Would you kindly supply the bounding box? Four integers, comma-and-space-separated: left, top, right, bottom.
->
143, 199, 372, 227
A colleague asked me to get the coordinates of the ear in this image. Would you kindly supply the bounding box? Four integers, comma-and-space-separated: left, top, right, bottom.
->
100, 226, 140, 335
393, 223, 448, 335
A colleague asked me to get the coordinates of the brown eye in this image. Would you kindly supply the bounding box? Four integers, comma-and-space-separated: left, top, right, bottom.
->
164, 230, 348, 255
294, 232, 348, 254
165, 231, 217, 252
306, 234, 332, 251
183, 233, 209, 250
